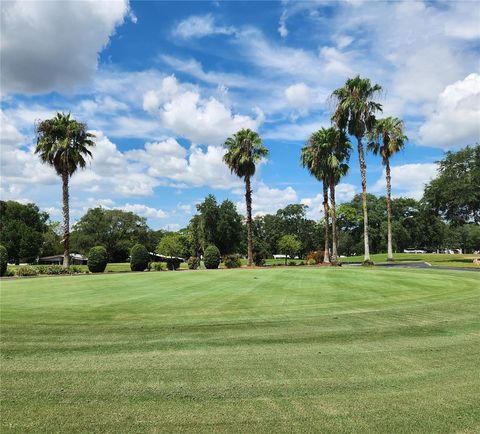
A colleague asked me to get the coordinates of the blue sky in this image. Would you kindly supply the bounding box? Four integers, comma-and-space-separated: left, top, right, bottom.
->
1, 0, 479, 230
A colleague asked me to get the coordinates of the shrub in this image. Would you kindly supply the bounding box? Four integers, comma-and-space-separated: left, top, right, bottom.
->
130, 244, 150, 271
16, 265, 38, 276
0, 244, 7, 277
224, 255, 241, 269
288, 260, 297, 266
150, 262, 163, 271
166, 258, 181, 271
253, 252, 266, 266
362, 259, 375, 267
204, 245, 221, 269
306, 258, 317, 266
88, 246, 108, 273
187, 256, 200, 270
3, 268, 15, 277
306, 250, 325, 264
253, 239, 269, 267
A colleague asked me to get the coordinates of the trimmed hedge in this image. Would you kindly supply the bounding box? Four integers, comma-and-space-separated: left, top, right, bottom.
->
187, 256, 200, 270
0, 244, 7, 277
204, 245, 221, 269
224, 255, 241, 269
130, 244, 150, 271
88, 246, 107, 273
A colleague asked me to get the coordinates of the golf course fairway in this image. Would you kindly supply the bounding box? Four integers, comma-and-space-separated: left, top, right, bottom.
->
1, 267, 479, 433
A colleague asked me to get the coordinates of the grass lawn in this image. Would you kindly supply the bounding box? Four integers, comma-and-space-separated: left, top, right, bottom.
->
1, 268, 479, 433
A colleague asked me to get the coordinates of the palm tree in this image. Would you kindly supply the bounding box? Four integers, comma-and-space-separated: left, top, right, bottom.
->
223, 129, 268, 266
367, 117, 407, 261
301, 129, 331, 264
35, 113, 95, 267
324, 129, 352, 264
331, 75, 382, 264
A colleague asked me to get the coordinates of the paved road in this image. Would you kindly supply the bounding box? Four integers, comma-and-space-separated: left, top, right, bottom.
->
345, 261, 480, 272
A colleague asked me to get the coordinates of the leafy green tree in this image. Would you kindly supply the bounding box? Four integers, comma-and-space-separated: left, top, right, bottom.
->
368, 117, 408, 261
70, 207, 149, 262
423, 144, 480, 225
331, 76, 383, 263
40, 221, 63, 257
156, 233, 189, 259
216, 199, 243, 255
0, 201, 48, 264
196, 195, 219, 249
187, 215, 202, 257
224, 129, 268, 266
277, 235, 301, 265
0, 245, 8, 276
35, 113, 95, 266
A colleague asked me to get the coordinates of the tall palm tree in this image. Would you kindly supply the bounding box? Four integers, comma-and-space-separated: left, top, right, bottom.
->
223, 129, 268, 266
324, 129, 352, 264
35, 113, 95, 267
301, 129, 331, 264
331, 75, 382, 264
368, 117, 407, 261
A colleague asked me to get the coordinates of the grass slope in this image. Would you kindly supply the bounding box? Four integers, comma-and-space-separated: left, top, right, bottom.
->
1, 268, 479, 433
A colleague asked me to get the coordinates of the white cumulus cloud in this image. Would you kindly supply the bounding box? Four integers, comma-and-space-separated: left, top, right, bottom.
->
372, 163, 438, 199
0, 0, 132, 94
419, 73, 480, 148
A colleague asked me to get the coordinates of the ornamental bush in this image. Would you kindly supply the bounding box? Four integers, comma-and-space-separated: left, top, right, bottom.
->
151, 262, 164, 271
130, 244, 150, 271
204, 245, 221, 269
0, 244, 7, 277
187, 256, 200, 270
224, 255, 241, 269
88, 246, 108, 273
306, 250, 325, 264
166, 257, 181, 271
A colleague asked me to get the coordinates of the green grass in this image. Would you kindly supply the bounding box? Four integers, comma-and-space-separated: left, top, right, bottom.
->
340, 252, 480, 268
1, 268, 479, 433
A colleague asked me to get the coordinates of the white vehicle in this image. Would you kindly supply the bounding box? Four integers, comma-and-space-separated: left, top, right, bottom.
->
403, 249, 427, 254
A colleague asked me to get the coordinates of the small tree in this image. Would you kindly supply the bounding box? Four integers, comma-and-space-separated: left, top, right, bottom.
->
156, 233, 187, 270
277, 235, 301, 265
0, 244, 8, 276
204, 245, 221, 269
130, 244, 149, 271
87, 246, 107, 273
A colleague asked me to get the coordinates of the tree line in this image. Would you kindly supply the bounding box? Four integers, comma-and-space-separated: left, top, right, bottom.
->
2, 146, 479, 264
5, 76, 478, 267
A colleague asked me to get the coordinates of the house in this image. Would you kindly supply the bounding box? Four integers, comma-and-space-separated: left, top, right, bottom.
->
38, 253, 87, 265
148, 252, 184, 262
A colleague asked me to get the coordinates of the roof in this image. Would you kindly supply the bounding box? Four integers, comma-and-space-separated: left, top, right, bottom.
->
39, 253, 87, 260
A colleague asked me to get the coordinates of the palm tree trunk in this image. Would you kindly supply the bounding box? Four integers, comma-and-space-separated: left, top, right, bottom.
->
62, 170, 70, 267
385, 159, 393, 261
245, 175, 253, 267
329, 175, 338, 264
322, 180, 330, 264
357, 136, 371, 262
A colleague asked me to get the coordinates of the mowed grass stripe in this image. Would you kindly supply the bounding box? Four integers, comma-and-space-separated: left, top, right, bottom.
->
1, 267, 479, 433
